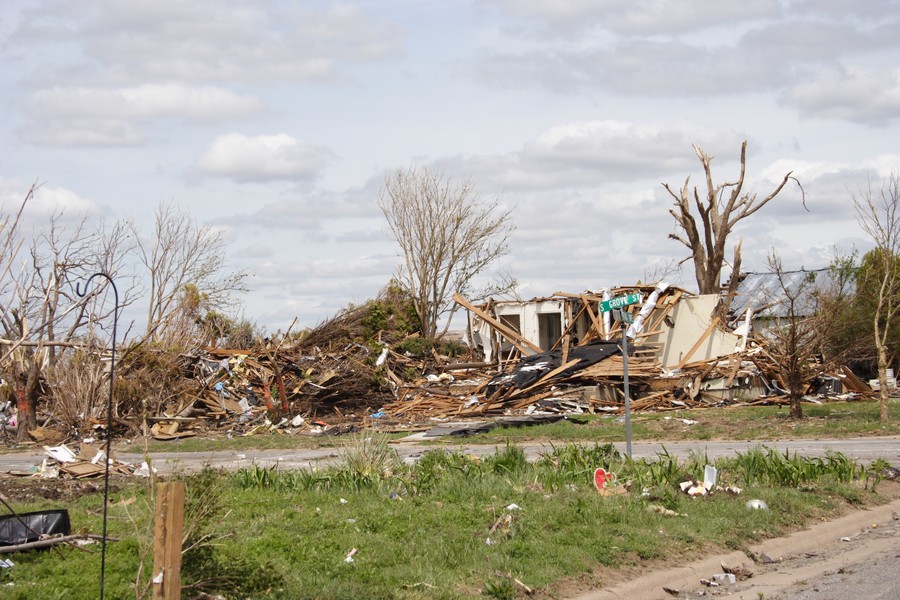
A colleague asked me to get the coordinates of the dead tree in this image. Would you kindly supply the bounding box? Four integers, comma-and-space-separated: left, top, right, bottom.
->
764, 253, 825, 419
0, 184, 131, 439
379, 165, 514, 341
664, 141, 798, 317
133, 202, 247, 344
851, 171, 900, 423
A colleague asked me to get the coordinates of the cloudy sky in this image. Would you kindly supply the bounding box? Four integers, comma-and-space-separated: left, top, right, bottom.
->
1, 0, 898, 333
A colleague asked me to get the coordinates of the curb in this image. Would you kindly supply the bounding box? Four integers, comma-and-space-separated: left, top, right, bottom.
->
569, 496, 900, 600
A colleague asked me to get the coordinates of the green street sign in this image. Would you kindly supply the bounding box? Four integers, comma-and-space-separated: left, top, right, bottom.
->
600, 293, 642, 313
611, 309, 634, 324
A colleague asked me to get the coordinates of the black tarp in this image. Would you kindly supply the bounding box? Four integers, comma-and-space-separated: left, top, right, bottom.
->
486, 341, 623, 394
0, 509, 71, 546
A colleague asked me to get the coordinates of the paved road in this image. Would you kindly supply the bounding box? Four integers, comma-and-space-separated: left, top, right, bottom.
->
1, 437, 897, 474
572, 494, 900, 600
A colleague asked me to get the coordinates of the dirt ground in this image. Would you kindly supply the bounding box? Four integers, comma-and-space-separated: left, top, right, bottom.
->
0, 477, 117, 503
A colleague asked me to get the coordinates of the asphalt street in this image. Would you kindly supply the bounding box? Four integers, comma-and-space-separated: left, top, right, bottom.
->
0, 437, 897, 475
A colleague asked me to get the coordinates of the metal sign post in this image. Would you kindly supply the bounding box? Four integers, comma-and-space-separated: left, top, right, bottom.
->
600, 294, 641, 460
621, 326, 631, 459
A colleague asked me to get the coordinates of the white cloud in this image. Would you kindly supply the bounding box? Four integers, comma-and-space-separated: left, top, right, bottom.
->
19, 119, 145, 146
240, 244, 274, 259
0, 178, 101, 223
195, 133, 333, 183
472, 1, 900, 113
447, 120, 747, 190
15, 1, 403, 86
19, 84, 264, 146
484, 0, 780, 36
780, 66, 900, 125
28, 84, 262, 121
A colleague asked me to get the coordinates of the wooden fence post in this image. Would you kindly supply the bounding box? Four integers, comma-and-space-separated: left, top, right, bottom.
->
152, 481, 185, 600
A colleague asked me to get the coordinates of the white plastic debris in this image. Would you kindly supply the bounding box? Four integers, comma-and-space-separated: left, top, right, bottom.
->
375, 346, 389, 367
703, 465, 718, 489
290, 414, 305, 427
135, 461, 157, 478
44, 445, 79, 463
38, 459, 59, 480
745, 499, 769, 510
339, 498, 348, 504
344, 548, 357, 563
506, 503, 522, 511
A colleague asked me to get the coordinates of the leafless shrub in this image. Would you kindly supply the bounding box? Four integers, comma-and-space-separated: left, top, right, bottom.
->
45, 348, 107, 434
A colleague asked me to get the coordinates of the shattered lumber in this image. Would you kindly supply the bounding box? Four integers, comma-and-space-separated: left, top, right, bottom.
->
7, 281, 877, 447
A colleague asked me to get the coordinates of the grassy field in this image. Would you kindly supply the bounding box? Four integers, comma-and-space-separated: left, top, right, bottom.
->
438, 400, 900, 445
1, 438, 892, 599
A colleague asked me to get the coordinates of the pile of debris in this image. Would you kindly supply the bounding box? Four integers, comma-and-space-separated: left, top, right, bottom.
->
6, 280, 876, 445
375, 283, 873, 421
144, 301, 412, 439
7, 442, 138, 479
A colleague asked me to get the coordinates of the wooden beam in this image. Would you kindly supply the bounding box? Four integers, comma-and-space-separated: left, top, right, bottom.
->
453, 293, 542, 355
152, 481, 185, 600
580, 294, 604, 341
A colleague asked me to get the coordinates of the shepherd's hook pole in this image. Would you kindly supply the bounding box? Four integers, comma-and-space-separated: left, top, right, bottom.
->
76, 273, 118, 600
622, 328, 632, 459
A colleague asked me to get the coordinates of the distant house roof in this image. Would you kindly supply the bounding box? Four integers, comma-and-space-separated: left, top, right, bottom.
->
729, 268, 835, 319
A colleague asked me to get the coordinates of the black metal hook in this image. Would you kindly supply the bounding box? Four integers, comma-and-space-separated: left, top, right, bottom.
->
76, 272, 118, 600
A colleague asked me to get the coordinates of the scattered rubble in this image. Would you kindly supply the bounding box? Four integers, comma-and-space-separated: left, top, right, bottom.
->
1, 282, 878, 446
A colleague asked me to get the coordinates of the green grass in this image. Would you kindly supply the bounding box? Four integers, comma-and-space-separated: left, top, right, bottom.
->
455, 400, 900, 445
1, 440, 885, 599
93, 400, 897, 456
128, 428, 417, 454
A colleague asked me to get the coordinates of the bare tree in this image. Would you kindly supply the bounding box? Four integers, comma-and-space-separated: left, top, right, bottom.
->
0, 184, 132, 439
379, 165, 514, 340
664, 141, 800, 316
134, 202, 247, 344
764, 253, 825, 419
851, 171, 900, 423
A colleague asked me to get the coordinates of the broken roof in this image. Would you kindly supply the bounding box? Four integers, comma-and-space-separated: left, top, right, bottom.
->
729, 268, 836, 319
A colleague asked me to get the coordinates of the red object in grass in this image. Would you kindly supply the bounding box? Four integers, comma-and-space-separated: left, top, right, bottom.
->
593, 467, 617, 491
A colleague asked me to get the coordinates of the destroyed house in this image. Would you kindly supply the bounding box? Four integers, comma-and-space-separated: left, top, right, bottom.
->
463, 285, 747, 369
